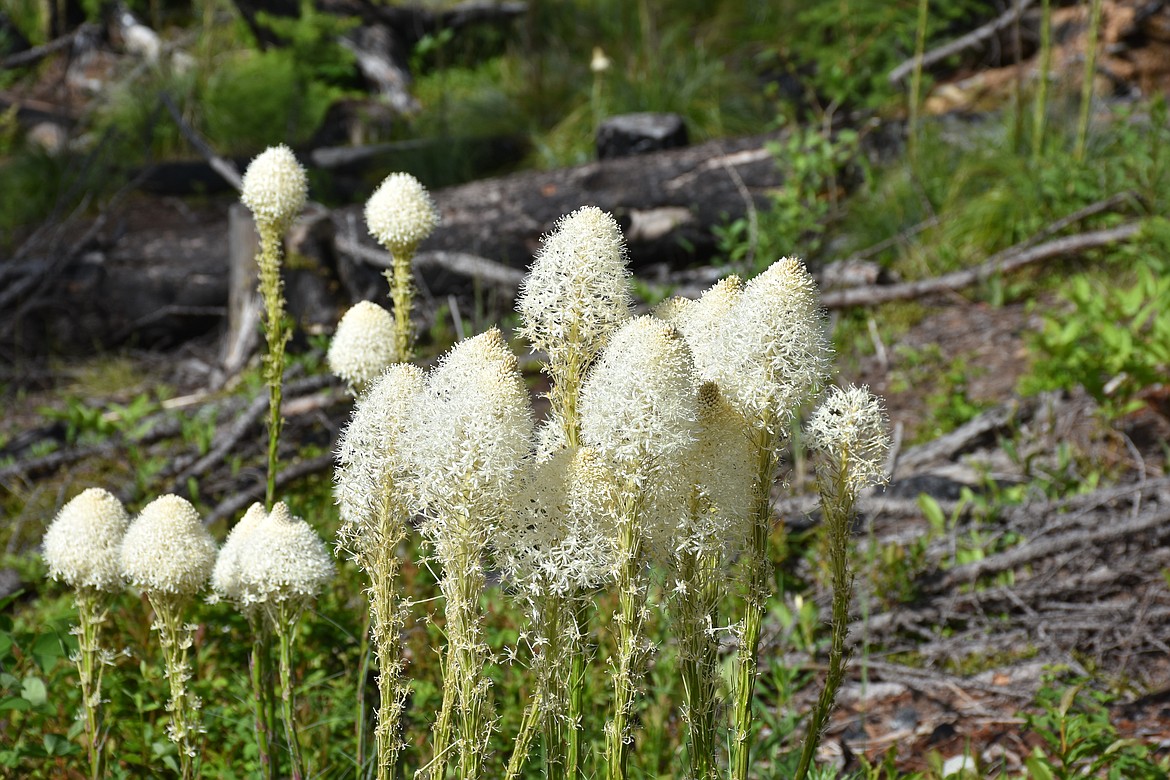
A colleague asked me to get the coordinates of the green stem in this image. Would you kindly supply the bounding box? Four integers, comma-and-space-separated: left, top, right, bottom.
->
676, 547, 720, 780
907, 0, 930, 163
74, 589, 106, 780
793, 465, 857, 780
1074, 0, 1104, 163
730, 428, 780, 780
565, 599, 586, 780
384, 246, 416, 362
357, 619, 370, 780
423, 656, 456, 780
152, 595, 200, 780
1032, 0, 1052, 159
451, 536, 488, 780
250, 626, 275, 780
277, 602, 306, 780
505, 684, 542, 780
256, 223, 289, 509
605, 496, 647, 780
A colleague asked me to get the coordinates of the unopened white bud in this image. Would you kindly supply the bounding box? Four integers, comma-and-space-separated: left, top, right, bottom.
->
240, 145, 308, 228
328, 301, 399, 393
120, 495, 217, 599
43, 488, 129, 593
365, 172, 439, 255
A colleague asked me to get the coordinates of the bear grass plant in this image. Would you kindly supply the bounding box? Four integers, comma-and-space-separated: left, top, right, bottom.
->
41, 146, 891, 779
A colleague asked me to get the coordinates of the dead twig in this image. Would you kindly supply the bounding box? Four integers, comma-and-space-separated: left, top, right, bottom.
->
888, 0, 1036, 85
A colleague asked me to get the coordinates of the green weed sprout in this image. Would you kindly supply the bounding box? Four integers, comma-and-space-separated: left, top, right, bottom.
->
212, 503, 277, 780
365, 172, 440, 362
119, 495, 218, 780
42, 488, 130, 780
795, 385, 889, 778
240, 144, 308, 508
328, 300, 398, 396
334, 364, 426, 780
504, 205, 631, 778
404, 329, 533, 780
578, 316, 700, 780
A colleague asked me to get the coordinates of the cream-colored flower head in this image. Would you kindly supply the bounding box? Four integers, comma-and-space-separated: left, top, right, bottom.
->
211, 502, 268, 607
496, 445, 618, 595
235, 502, 334, 608
404, 328, 532, 546
365, 172, 439, 255
664, 275, 743, 381
680, 382, 754, 557
517, 206, 631, 363
120, 495, 217, 599
334, 364, 424, 558
806, 384, 890, 496
713, 257, 831, 430
240, 144, 308, 229
43, 487, 130, 593
579, 316, 698, 474
328, 301, 399, 394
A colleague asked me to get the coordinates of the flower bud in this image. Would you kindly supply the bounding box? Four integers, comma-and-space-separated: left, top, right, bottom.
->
328, 301, 399, 394
235, 502, 334, 608
365, 172, 439, 255
806, 384, 890, 496
43, 487, 129, 593
211, 502, 268, 607
240, 144, 308, 229
120, 495, 217, 599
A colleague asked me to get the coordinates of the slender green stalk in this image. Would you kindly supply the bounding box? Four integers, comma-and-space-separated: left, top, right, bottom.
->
793, 460, 857, 779
730, 428, 780, 780
356, 625, 370, 779
384, 246, 416, 362
907, 0, 930, 163
73, 589, 108, 780
675, 544, 721, 780
605, 493, 648, 780
565, 600, 587, 780
449, 531, 490, 780
422, 668, 457, 780
250, 626, 275, 780
256, 223, 290, 509
1032, 0, 1052, 159
1075, 0, 1104, 162
276, 602, 306, 780
369, 488, 410, 780
151, 595, 201, 780
505, 683, 543, 780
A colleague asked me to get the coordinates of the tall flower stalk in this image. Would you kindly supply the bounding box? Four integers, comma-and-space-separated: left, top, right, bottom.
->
1032, 0, 1053, 159
404, 330, 533, 780
506, 205, 631, 777
1075, 0, 1104, 163
120, 495, 218, 780
578, 316, 699, 780
663, 259, 831, 779
240, 145, 308, 508
42, 488, 130, 780
335, 365, 425, 780
365, 172, 440, 362
793, 385, 890, 779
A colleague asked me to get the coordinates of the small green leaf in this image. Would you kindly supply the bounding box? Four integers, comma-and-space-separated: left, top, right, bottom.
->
20, 676, 47, 707
42, 733, 75, 757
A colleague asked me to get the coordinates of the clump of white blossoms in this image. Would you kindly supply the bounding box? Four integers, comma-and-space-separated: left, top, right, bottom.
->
518, 206, 631, 445
234, 501, 334, 615
365, 172, 440, 256
241, 144, 308, 231
44, 487, 129, 594
334, 363, 424, 779
42, 487, 130, 779
404, 328, 532, 780
211, 502, 268, 611
327, 301, 399, 394
121, 494, 217, 599
120, 494, 217, 774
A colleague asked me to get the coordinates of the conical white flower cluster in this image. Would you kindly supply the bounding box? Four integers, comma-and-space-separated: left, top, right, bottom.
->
334, 364, 424, 558
236, 502, 334, 609
806, 384, 891, 496
43, 487, 130, 593
365, 172, 440, 254
211, 502, 269, 608
518, 206, 631, 363
404, 329, 533, 550
120, 495, 217, 599
328, 301, 400, 394
240, 144, 308, 229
